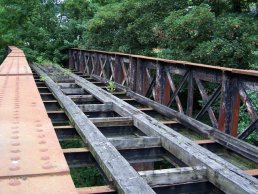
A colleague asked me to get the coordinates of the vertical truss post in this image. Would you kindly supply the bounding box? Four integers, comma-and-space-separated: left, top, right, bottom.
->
187, 69, 194, 116
155, 62, 162, 103
79, 51, 83, 72
135, 58, 148, 96
231, 79, 241, 137
155, 63, 170, 104
95, 52, 101, 76
128, 57, 137, 91
68, 49, 74, 70
218, 73, 240, 136
114, 55, 123, 84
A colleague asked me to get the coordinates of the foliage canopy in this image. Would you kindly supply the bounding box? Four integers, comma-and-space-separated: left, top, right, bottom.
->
0, 0, 257, 69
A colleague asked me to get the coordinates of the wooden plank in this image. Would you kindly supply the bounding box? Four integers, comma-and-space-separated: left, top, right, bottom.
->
108, 137, 161, 149
62, 136, 161, 150
160, 120, 178, 125
195, 140, 216, 145
77, 185, 115, 194
90, 117, 133, 127
43, 100, 58, 103
137, 107, 153, 111
33, 66, 155, 194
78, 103, 113, 112
74, 67, 258, 165
63, 147, 164, 167
212, 130, 258, 162
133, 114, 258, 194
54, 125, 73, 129
128, 90, 258, 163
37, 64, 258, 194
69, 94, 94, 99
139, 166, 207, 187
245, 169, 258, 176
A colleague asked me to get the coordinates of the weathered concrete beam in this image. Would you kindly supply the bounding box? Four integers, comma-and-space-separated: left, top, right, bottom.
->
33, 65, 155, 194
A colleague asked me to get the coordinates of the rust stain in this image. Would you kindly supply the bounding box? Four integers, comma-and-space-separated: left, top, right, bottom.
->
0, 47, 77, 193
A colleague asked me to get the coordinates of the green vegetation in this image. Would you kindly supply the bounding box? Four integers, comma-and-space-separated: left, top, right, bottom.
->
106, 81, 116, 93
238, 90, 258, 146
0, 1, 257, 145
70, 167, 106, 187
60, 138, 85, 149
0, 0, 257, 69
39, 75, 47, 82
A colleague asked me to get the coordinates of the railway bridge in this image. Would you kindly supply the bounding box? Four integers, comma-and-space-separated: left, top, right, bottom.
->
0, 46, 258, 194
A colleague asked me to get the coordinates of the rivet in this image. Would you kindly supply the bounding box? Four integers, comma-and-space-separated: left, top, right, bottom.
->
38, 134, 45, 138
9, 179, 21, 186
12, 131, 19, 134
11, 149, 20, 153
38, 140, 46, 144
11, 156, 20, 161
42, 162, 52, 169
11, 142, 20, 146
11, 136, 19, 139
41, 156, 50, 161
9, 165, 20, 171
39, 148, 48, 152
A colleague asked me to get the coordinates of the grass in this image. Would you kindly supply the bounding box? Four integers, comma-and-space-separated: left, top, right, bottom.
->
60, 138, 86, 149
70, 166, 106, 187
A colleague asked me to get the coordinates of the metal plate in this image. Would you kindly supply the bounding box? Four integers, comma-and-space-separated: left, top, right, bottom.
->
7, 52, 26, 57
0, 76, 69, 177
0, 57, 32, 75
0, 174, 77, 194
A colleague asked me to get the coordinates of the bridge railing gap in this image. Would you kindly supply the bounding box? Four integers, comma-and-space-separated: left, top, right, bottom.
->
68, 48, 258, 139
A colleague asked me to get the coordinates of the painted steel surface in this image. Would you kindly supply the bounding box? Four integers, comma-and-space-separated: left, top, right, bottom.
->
0, 47, 77, 194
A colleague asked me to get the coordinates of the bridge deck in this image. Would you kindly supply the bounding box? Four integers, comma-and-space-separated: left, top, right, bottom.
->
33, 62, 258, 193
0, 47, 76, 193
1, 46, 258, 194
